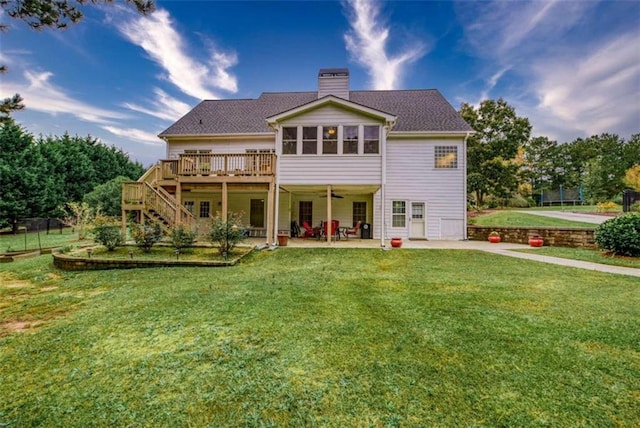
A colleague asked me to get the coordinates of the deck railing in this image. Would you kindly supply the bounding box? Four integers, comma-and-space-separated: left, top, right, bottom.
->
123, 182, 144, 206
122, 182, 195, 230
160, 153, 275, 179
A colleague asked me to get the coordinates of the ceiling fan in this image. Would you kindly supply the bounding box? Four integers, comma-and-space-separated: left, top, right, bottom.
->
321, 192, 344, 199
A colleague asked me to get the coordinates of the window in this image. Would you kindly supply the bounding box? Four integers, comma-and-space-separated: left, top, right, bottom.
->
435, 146, 458, 168
184, 149, 212, 154
343, 126, 358, 154
353, 201, 366, 225
299, 201, 313, 225
183, 201, 194, 214
199, 201, 210, 218
282, 127, 297, 155
302, 127, 317, 154
322, 126, 338, 154
363, 126, 379, 154
392, 201, 406, 227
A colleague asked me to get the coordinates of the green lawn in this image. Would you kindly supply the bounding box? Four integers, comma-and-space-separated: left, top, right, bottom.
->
471, 211, 597, 228
0, 228, 85, 252
1, 250, 638, 426
517, 246, 640, 269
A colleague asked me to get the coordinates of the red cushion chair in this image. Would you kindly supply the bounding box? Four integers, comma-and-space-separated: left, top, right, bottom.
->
344, 221, 362, 239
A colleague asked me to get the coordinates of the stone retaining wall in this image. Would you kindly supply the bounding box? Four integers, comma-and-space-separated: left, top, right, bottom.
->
52, 251, 249, 270
468, 226, 596, 248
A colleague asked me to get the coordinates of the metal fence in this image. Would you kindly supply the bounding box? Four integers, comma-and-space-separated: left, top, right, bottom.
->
622, 189, 640, 212
539, 187, 585, 206
1, 218, 72, 253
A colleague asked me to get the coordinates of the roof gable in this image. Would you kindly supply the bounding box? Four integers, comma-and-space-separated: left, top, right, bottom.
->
265, 95, 397, 126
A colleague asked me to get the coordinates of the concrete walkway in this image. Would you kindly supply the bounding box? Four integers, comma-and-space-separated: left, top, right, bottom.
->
255, 237, 640, 278
515, 210, 611, 224
483, 247, 640, 278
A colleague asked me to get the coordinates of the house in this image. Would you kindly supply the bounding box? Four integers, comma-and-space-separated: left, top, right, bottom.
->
122, 68, 473, 246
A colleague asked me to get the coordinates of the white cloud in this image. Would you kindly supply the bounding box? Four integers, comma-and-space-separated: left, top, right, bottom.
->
123, 88, 191, 121
115, 8, 238, 100
343, 0, 426, 90
101, 125, 163, 146
1, 70, 129, 124
533, 32, 640, 138
457, 0, 640, 141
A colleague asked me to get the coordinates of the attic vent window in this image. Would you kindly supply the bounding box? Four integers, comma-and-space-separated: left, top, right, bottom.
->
320, 72, 348, 77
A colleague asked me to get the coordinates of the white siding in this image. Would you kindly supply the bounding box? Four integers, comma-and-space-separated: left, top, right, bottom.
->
279, 105, 383, 185
167, 139, 274, 159
279, 157, 381, 185
281, 105, 380, 126
318, 75, 349, 99
374, 137, 466, 240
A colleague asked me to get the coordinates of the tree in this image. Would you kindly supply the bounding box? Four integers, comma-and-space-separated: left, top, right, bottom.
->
521, 136, 560, 190
580, 134, 628, 202
624, 165, 640, 191
0, 66, 24, 124
59, 201, 94, 240
0, 119, 53, 228
460, 99, 532, 205
83, 176, 132, 216
0, 119, 145, 222
37, 133, 144, 210
0, 0, 155, 120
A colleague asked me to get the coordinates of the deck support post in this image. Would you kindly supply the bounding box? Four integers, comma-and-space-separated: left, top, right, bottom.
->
175, 180, 182, 225
222, 181, 228, 222
326, 185, 332, 245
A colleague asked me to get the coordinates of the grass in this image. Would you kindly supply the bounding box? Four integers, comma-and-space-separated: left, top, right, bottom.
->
1, 249, 639, 426
0, 228, 85, 253
517, 246, 640, 269
471, 211, 597, 228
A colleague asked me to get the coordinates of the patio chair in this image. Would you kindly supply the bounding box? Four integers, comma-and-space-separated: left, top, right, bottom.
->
344, 221, 362, 239
323, 220, 340, 238
301, 221, 319, 239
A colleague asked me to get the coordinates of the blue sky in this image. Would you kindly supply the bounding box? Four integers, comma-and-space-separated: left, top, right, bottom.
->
2, 0, 639, 166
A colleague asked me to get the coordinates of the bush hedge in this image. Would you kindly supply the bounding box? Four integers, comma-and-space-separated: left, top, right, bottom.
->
130, 222, 163, 253
594, 213, 640, 257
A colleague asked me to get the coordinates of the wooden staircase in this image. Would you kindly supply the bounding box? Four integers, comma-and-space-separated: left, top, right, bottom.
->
122, 165, 196, 232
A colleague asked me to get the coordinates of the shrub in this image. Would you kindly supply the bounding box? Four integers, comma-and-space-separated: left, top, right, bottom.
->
91, 215, 123, 251
594, 213, 640, 257
60, 202, 94, 240
596, 201, 619, 213
631, 201, 640, 213
170, 224, 197, 252
506, 194, 531, 208
208, 212, 248, 256
58, 245, 74, 254
130, 222, 163, 253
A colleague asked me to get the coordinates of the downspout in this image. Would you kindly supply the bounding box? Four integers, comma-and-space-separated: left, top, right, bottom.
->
463, 131, 471, 240
272, 123, 282, 245
380, 123, 391, 247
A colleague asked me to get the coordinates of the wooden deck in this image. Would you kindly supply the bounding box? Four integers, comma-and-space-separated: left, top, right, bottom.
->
160, 153, 275, 180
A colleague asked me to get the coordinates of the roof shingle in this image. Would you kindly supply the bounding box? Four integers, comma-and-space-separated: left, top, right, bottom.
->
159, 89, 472, 137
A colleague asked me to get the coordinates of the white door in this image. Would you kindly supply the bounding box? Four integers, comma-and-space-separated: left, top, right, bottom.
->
410, 202, 426, 238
